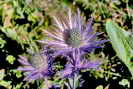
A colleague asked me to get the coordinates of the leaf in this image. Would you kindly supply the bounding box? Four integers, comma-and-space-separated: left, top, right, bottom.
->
65, 74, 81, 89
106, 20, 128, 63
13, 83, 23, 89
0, 80, 12, 89
126, 32, 133, 55
0, 37, 6, 48
0, 27, 18, 40
104, 84, 110, 89
10, 70, 22, 78
119, 79, 130, 88
106, 20, 133, 77
6, 55, 16, 64
96, 85, 103, 89
96, 84, 109, 89
39, 78, 52, 89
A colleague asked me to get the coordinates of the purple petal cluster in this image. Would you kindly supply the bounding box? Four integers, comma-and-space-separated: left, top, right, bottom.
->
59, 49, 101, 78
18, 53, 53, 81
40, 9, 107, 56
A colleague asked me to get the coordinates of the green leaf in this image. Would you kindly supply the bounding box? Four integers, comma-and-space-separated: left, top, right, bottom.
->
96, 85, 103, 89
65, 74, 81, 89
106, 20, 133, 77
0, 27, 18, 40
119, 79, 130, 88
126, 32, 133, 56
0, 80, 12, 89
13, 83, 23, 89
0, 37, 6, 48
106, 20, 128, 62
10, 70, 22, 78
6, 55, 16, 64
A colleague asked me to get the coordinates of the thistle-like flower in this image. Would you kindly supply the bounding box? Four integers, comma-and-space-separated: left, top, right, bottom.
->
40, 9, 107, 56
18, 53, 53, 81
59, 49, 101, 78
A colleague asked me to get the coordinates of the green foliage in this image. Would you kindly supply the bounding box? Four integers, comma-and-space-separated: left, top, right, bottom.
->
10, 70, 22, 78
96, 85, 109, 89
13, 83, 23, 89
96, 85, 104, 89
88, 53, 121, 81
0, 0, 47, 50
106, 20, 133, 77
75, 0, 132, 33
0, 70, 12, 89
0, 80, 12, 89
0, 37, 6, 48
119, 79, 130, 88
65, 75, 81, 89
6, 55, 16, 64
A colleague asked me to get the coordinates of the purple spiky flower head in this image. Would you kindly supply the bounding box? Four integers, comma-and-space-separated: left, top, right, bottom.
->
40, 8, 107, 56
18, 53, 53, 81
58, 49, 101, 78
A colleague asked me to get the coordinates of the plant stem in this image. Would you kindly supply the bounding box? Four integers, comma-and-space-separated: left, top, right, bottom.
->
73, 75, 75, 89
68, 79, 73, 89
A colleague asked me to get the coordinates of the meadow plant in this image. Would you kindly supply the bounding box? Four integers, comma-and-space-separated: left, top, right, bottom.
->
40, 9, 107, 57
59, 49, 101, 78
1, 0, 133, 89
18, 8, 107, 89
18, 53, 53, 81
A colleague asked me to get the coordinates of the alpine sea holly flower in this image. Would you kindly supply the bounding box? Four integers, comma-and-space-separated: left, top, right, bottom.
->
40, 8, 107, 56
18, 53, 53, 81
59, 49, 101, 78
